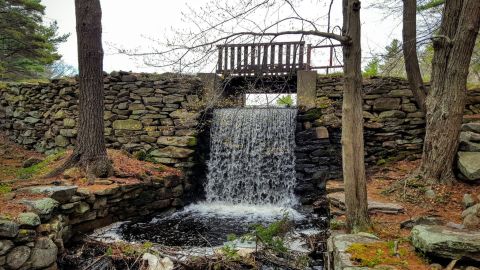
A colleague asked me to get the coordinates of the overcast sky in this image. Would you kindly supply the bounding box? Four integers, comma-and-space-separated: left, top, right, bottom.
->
42, 0, 402, 73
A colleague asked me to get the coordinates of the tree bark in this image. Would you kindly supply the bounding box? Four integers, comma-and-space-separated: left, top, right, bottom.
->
342, 0, 370, 232
419, 0, 480, 184
402, 0, 427, 113
72, 0, 112, 179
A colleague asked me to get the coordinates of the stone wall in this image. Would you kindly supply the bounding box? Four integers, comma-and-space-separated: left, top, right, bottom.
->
294, 76, 480, 202
0, 175, 183, 270
0, 72, 204, 178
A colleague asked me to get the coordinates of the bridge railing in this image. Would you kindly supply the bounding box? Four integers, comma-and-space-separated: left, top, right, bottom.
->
216, 41, 307, 76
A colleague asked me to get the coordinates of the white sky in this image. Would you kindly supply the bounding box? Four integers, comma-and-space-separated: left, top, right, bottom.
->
42, 0, 402, 73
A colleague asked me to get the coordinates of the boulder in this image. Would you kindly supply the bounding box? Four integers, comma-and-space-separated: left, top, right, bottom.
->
0, 220, 19, 238
462, 123, 480, 133
21, 198, 59, 217
379, 110, 406, 119
29, 237, 58, 269
326, 233, 381, 270
6, 246, 30, 269
463, 194, 477, 209
150, 146, 194, 158
373, 97, 401, 111
157, 136, 196, 147
328, 192, 404, 214
17, 212, 41, 227
411, 225, 480, 261
22, 157, 42, 168
18, 186, 77, 203
462, 204, 480, 229
169, 109, 199, 119
457, 152, 480, 181
142, 253, 174, 270
63, 118, 76, 128
112, 119, 143, 130
54, 134, 69, 147
0, 240, 13, 256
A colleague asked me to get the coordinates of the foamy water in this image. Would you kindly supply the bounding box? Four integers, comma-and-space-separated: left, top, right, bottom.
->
178, 202, 305, 221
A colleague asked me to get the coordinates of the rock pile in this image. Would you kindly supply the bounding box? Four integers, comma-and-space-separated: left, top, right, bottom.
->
458, 122, 480, 181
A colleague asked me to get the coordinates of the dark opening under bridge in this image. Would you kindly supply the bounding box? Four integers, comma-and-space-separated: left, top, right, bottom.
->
216, 41, 343, 76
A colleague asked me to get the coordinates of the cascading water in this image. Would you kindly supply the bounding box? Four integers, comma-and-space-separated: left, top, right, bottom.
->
90, 106, 326, 253
205, 108, 297, 206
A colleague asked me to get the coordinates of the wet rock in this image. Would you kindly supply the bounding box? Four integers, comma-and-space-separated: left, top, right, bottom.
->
30, 237, 58, 269
457, 152, 480, 181
411, 225, 480, 261
142, 253, 174, 270
0, 240, 13, 256
0, 220, 19, 238
17, 212, 41, 227
6, 246, 30, 269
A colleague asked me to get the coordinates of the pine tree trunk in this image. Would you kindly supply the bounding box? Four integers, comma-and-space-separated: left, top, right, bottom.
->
402, 0, 427, 113
342, 0, 370, 232
72, 0, 112, 178
419, 0, 480, 183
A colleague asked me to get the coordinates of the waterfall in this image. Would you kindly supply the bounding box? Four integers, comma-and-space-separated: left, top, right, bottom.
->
205, 108, 297, 206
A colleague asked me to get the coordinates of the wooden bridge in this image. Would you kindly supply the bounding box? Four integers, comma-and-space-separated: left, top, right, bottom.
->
216, 41, 342, 76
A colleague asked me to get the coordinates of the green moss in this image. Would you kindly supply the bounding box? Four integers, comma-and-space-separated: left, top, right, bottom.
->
303, 108, 323, 121
346, 242, 409, 268
0, 183, 12, 194
317, 96, 333, 109
187, 137, 197, 146
133, 150, 147, 161
17, 150, 65, 179
376, 159, 386, 166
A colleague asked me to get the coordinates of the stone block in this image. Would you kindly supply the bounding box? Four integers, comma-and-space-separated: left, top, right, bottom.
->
373, 97, 401, 111
112, 119, 143, 130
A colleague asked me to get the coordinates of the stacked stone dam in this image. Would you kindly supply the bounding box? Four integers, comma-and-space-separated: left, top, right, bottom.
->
0, 175, 183, 270
0, 72, 203, 177
295, 76, 480, 202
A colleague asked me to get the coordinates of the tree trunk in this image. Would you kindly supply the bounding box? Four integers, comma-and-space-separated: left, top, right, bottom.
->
342, 0, 370, 232
402, 0, 427, 113
419, 0, 480, 184
72, 0, 112, 179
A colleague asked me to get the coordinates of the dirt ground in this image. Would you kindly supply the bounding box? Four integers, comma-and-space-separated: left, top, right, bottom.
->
331, 160, 480, 270
0, 132, 181, 218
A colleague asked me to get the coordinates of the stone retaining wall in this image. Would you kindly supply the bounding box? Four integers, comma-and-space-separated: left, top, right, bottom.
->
0, 72, 203, 178
295, 76, 480, 202
0, 175, 183, 270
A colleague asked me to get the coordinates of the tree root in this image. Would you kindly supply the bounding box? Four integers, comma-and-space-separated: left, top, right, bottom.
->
43, 152, 113, 184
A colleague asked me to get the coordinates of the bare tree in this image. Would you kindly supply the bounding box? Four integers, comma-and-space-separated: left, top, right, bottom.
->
49, 0, 112, 180
418, 0, 480, 183
402, 0, 427, 112
342, 0, 370, 232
